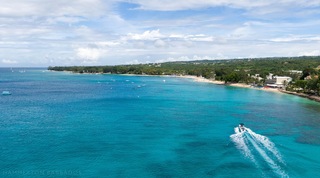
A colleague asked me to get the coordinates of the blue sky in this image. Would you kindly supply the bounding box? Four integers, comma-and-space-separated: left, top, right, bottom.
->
0, 0, 320, 67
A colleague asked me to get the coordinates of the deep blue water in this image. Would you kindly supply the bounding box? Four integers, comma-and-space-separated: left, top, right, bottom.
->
0, 68, 320, 177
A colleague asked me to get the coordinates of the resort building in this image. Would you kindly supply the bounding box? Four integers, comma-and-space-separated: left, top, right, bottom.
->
274, 76, 292, 87
251, 74, 263, 81
266, 73, 274, 80
265, 75, 292, 88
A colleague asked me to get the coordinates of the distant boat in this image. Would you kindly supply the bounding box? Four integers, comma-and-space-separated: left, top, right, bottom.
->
2, 91, 11, 95
234, 123, 247, 134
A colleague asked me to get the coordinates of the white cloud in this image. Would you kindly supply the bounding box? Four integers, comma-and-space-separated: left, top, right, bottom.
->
76, 47, 103, 63
45, 16, 86, 25
124, 29, 164, 41
95, 41, 121, 47
2, 59, 18, 64
299, 50, 320, 56
0, 0, 319, 67
270, 35, 320, 42
154, 39, 166, 48
0, 0, 108, 17
123, 30, 218, 43
185, 34, 215, 42
129, 0, 265, 11
129, 0, 320, 11
0, 26, 50, 38
229, 22, 256, 39
125, 59, 141, 64
156, 55, 219, 63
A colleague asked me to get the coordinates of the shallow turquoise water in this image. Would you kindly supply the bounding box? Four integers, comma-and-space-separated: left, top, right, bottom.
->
0, 68, 320, 177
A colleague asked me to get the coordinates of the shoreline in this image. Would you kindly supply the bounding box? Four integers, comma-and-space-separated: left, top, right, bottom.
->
129, 74, 320, 102
279, 90, 320, 102
68, 72, 284, 94
50, 70, 320, 102
176, 75, 283, 94
177, 75, 320, 102
174, 75, 225, 85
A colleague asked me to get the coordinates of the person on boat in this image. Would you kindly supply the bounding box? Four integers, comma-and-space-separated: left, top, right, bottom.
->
239, 123, 246, 132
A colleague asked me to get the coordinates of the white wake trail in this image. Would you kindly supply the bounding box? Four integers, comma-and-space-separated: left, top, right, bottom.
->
245, 132, 288, 178
230, 131, 258, 166
231, 126, 289, 178
246, 128, 285, 165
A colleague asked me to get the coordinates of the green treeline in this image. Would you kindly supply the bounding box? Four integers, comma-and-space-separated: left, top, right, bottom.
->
286, 67, 320, 95
48, 56, 320, 95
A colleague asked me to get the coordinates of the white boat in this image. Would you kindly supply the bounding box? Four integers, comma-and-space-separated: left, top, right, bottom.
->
2, 91, 11, 95
234, 123, 247, 134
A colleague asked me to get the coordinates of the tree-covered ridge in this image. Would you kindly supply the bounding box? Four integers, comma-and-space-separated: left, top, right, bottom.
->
48, 56, 320, 95
49, 56, 320, 79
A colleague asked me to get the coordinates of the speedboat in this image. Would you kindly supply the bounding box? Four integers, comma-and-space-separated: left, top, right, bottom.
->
238, 123, 246, 132
234, 123, 247, 134
2, 91, 11, 95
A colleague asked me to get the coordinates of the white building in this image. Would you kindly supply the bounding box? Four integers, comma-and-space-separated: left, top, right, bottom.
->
265, 75, 292, 88
266, 73, 274, 80
274, 76, 292, 86
251, 74, 263, 81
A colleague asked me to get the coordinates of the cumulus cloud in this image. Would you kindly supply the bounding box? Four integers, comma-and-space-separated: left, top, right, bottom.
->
95, 41, 121, 47
45, 16, 86, 25
75, 47, 103, 63
123, 30, 217, 43
129, 0, 266, 11
124, 29, 164, 41
154, 39, 166, 48
129, 0, 320, 11
125, 59, 142, 64
1, 59, 18, 64
0, 0, 319, 67
228, 22, 257, 39
299, 50, 320, 56
270, 35, 320, 42
185, 34, 215, 42
155, 55, 221, 63
0, 0, 108, 17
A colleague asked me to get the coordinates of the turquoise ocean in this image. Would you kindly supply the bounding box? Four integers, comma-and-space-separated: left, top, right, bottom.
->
1, 68, 320, 178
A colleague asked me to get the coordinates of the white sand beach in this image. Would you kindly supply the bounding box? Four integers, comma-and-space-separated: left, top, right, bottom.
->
175, 75, 225, 85
177, 75, 282, 94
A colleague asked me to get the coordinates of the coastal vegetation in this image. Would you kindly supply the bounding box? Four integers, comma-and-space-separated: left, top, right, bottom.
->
48, 56, 320, 96
286, 67, 320, 95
